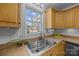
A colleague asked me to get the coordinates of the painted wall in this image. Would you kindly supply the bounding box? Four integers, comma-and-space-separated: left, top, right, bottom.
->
54, 29, 79, 36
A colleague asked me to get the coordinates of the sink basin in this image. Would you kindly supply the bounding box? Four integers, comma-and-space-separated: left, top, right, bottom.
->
27, 39, 56, 54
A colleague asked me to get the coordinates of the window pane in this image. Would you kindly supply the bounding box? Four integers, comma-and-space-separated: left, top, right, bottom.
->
27, 22, 32, 26
25, 8, 41, 34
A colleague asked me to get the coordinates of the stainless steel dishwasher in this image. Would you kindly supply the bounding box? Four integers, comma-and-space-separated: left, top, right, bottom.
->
65, 41, 79, 56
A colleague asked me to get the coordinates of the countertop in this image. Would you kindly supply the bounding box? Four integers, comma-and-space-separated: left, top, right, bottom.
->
27, 35, 79, 56
49, 36, 79, 45
0, 35, 79, 56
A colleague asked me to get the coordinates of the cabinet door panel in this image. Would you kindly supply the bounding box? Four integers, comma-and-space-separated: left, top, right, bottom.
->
64, 8, 74, 27
55, 12, 64, 28
45, 8, 55, 28
0, 3, 19, 23
74, 7, 79, 28
45, 8, 52, 28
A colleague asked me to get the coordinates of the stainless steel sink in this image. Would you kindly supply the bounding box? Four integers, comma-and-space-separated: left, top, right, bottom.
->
27, 39, 56, 54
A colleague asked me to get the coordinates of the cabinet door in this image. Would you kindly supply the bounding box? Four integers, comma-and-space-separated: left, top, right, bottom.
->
51, 41, 65, 56
45, 8, 55, 28
64, 8, 74, 28
56, 41, 65, 56
42, 49, 53, 56
55, 12, 65, 28
74, 6, 79, 28
42, 47, 57, 56
0, 3, 20, 27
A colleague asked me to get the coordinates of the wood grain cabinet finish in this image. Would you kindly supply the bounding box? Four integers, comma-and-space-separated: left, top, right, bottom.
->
0, 3, 21, 27
74, 6, 79, 28
42, 41, 65, 56
55, 11, 65, 28
44, 8, 55, 29
45, 6, 79, 28
64, 8, 75, 28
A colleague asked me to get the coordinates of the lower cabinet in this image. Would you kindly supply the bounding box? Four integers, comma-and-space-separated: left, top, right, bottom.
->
42, 41, 65, 56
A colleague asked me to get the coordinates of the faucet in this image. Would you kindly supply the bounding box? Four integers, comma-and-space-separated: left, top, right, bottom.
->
36, 32, 46, 49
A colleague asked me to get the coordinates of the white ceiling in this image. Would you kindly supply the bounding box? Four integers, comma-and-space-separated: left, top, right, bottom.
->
44, 3, 77, 10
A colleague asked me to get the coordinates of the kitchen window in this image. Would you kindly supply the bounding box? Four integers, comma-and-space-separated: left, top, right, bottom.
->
32, 3, 45, 8
25, 8, 42, 34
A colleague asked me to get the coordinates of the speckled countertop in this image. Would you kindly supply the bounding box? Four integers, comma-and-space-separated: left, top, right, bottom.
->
0, 35, 79, 56
49, 36, 79, 44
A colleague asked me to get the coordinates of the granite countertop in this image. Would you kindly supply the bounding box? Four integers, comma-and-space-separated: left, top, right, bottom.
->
0, 35, 79, 56
48, 35, 79, 45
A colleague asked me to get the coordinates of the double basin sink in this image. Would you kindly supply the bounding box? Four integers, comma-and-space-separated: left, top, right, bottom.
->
27, 39, 56, 54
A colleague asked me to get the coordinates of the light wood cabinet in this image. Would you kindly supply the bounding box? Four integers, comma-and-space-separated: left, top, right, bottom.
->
45, 8, 55, 28
0, 3, 21, 27
42, 41, 65, 56
55, 11, 65, 28
64, 8, 74, 28
74, 6, 79, 28
45, 6, 79, 28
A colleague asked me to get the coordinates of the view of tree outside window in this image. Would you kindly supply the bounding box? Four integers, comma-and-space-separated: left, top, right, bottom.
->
25, 8, 42, 34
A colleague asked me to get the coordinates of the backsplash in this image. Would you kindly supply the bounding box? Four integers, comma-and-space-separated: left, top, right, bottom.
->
54, 29, 79, 36
45, 28, 54, 35
0, 28, 21, 44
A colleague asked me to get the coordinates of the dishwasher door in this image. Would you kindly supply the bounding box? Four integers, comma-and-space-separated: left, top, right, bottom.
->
65, 41, 79, 56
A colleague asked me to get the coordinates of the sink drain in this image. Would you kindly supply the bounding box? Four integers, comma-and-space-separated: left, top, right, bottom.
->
36, 50, 39, 52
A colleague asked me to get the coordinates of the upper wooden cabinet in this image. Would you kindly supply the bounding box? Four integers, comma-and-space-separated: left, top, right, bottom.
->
64, 8, 75, 28
0, 3, 21, 27
45, 6, 79, 28
55, 11, 65, 28
74, 6, 79, 28
44, 8, 55, 28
